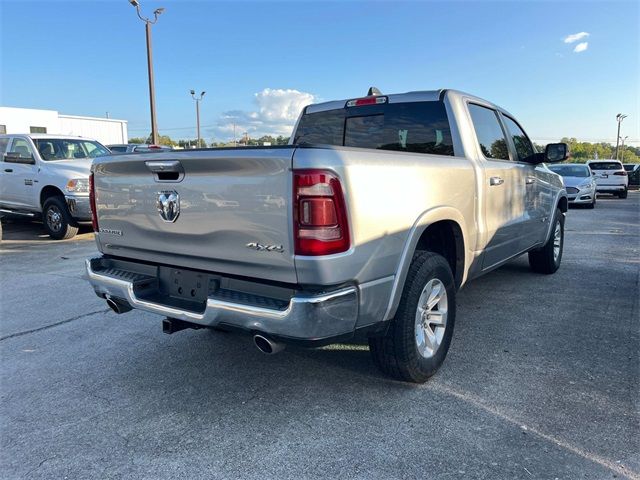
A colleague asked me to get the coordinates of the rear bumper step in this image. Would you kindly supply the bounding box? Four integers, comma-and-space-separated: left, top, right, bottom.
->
86, 256, 359, 340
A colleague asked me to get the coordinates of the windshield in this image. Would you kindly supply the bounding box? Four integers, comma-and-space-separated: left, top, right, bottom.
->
34, 139, 110, 161
548, 164, 590, 177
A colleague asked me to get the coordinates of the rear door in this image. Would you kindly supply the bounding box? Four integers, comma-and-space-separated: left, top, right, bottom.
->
467, 103, 526, 269
93, 148, 297, 284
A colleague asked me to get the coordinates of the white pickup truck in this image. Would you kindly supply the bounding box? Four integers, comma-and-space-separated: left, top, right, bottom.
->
86, 89, 569, 382
0, 134, 111, 240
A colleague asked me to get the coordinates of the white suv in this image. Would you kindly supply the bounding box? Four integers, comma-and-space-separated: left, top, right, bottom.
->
0, 134, 110, 239
587, 160, 628, 199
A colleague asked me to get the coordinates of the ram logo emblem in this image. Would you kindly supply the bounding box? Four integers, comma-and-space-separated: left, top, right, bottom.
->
157, 191, 180, 223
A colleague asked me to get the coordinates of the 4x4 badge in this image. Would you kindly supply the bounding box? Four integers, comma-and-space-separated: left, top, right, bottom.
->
157, 191, 180, 223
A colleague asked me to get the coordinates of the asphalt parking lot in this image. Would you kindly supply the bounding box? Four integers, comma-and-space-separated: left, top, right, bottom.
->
1, 194, 638, 480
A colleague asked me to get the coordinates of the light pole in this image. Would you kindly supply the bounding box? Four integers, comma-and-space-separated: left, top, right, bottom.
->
190, 90, 206, 148
129, 0, 164, 145
620, 135, 628, 162
614, 113, 627, 160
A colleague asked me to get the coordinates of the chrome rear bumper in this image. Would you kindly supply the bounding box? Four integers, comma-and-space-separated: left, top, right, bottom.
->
85, 257, 358, 340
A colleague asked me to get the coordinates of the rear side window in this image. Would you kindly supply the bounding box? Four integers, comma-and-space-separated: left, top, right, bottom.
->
589, 162, 622, 170
502, 115, 535, 162
294, 101, 454, 156
468, 104, 509, 161
109, 146, 127, 153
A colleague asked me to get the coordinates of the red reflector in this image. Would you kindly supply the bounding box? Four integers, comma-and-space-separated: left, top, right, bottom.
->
293, 170, 350, 256
613, 171, 627, 176
89, 173, 98, 232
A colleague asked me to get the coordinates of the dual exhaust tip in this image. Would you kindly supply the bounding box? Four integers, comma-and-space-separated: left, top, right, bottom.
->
253, 334, 285, 355
106, 296, 132, 314
105, 297, 285, 355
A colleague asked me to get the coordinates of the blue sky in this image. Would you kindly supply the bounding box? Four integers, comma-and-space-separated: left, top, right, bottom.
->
1, 0, 638, 145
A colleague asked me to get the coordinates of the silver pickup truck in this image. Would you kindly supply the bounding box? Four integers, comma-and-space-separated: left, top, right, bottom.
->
86, 89, 568, 383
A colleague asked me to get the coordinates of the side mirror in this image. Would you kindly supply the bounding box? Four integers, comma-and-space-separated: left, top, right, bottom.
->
4, 152, 35, 164
545, 143, 569, 163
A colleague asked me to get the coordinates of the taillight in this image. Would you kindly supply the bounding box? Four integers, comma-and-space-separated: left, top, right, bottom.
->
89, 172, 98, 232
293, 170, 350, 256
614, 171, 627, 176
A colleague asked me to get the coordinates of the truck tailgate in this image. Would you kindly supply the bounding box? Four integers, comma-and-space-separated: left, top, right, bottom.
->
92, 148, 296, 284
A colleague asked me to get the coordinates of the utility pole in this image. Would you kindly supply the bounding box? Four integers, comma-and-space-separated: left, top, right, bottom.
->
614, 113, 627, 160
620, 136, 628, 162
190, 90, 206, 147
233, 123, 237, 147
129, 0, 165, 145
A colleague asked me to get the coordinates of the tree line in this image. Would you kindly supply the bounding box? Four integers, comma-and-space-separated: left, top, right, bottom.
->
128, 134, 290, 148
534, 138, 639, 164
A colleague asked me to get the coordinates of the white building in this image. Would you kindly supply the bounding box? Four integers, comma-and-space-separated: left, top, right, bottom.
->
0, 106, 128, 145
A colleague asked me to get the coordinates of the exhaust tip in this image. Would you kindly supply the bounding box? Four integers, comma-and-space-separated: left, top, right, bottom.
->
253, 334, 285, 355
106, 297, 132, 314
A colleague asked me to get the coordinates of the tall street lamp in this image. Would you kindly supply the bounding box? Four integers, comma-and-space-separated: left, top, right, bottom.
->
620, 135, 629, 162
129, 0, 165, 145
190, 90, 206, 148
614, 113, 627, 160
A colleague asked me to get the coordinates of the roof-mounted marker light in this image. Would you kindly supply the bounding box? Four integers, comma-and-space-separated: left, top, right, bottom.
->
346, 96, 388, 107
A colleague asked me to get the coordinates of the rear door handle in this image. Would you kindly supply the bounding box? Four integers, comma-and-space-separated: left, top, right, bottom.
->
526, 177, 535, 185
4, 168, 13, 173
489, 176, 504, 186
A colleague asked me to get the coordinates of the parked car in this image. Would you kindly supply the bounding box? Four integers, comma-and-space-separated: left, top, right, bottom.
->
0, 134, 111, 239
85, 88, 568, 383
623, 163, 640, 187
547, 163, 597, 208
587, 160, 628, 198
107, 144, 173, 154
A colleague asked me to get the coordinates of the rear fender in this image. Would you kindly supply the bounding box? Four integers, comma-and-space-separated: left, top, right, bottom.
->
383, 206, 469, 321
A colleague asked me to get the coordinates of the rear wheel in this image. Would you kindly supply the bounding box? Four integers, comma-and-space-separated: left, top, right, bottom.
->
43, 197, 79, 240
369, 251, 456, 383
528, 208, 564, 274
618, 188, 628, 199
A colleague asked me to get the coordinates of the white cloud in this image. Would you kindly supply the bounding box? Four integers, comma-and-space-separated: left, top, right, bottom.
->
210, 88, 316, 141
563, 32, 589, 44
573, 42, 589, 53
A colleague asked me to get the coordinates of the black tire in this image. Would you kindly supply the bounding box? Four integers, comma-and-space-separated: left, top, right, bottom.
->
0, 219, 3, 244
369, 251, 456, 383
618, 188, 628, 199
42, 197, 79, 240
587, 196, 596, 209
528, 208, 564, 274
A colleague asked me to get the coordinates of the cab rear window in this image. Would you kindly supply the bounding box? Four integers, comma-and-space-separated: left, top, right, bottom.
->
589, 162, 622, 170
294, 101, 454, 156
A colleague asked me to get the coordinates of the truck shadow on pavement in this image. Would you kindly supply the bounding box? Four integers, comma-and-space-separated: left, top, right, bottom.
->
1, 218, 94, 243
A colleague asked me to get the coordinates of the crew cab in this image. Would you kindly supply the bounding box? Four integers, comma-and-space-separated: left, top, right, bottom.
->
85, 89, 568, 382
0, 134, 111, 239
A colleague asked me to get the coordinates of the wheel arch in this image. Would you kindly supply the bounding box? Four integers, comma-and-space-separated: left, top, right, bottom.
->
383, 207, 469, 321
40, 185, 65, 208
541, 192, 568, 245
